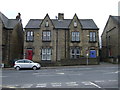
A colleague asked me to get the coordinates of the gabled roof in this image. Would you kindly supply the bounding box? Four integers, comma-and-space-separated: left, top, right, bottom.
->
101, 15, 120, 37
25, 19, 42, 29
52, 19, 71, 29
25, 13, 99, 30
111, 16, 120, 24
25, 18, 99, 30
80, 19, 99, 30
0, 12, 19, 29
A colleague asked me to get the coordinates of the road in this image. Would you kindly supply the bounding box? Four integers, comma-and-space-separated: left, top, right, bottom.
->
1, 63, 119, 89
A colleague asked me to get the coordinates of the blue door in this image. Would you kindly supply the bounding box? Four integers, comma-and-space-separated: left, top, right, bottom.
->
90, 50, 96, 58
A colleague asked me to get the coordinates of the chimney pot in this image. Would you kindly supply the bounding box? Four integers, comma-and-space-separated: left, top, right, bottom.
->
58, 13, 64, 20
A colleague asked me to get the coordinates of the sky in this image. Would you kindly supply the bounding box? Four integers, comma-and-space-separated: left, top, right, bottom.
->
0, 0, 119, 36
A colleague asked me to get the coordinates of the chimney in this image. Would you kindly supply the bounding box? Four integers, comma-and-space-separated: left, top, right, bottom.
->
16, 13, 21, 21
58, 13, 64, 20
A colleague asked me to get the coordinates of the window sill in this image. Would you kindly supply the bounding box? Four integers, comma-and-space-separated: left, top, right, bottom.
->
89, 41, 97, 43
71, 41, 80, 43
42, 40, 51, 42
26, 41, 34, 42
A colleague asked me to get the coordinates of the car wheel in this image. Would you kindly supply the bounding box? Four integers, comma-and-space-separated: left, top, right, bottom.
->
16, 66, 20, 70
33, 66, 37, 70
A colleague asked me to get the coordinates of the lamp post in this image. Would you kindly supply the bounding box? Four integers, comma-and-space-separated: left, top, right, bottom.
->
86, 51, 89, 65
86, 34, 89, 65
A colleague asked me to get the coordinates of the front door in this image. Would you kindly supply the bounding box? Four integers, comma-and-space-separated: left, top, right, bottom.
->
26, 49, 33, 60
90, 50, 96, 58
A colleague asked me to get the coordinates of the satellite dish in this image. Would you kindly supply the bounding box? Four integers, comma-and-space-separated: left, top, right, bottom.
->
55, 16, 58, 19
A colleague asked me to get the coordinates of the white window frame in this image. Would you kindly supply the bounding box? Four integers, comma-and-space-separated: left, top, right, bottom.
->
42, 48, 51, 60
72, 32, 80, 41
26, 31, 34, 41
70, 48, 80, 59
74, 21, 77, 27
42, 31, 51, 41
45, 20, 49, 27
89, 32, 96, 42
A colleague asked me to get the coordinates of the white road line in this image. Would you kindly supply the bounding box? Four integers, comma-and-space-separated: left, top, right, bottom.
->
66, 82, 78, 86
51, 83, 62, 87
94, 80, 105, 83
21, 84, 33, 88
104, 71, 118, 74
90, 82, 101, 88
108, 80, 118, 82
0, 76, 8, 77
82, 81, 92, 85
36, 83, 47, 87
82, 81, 101, 88
56, 73, 65, 75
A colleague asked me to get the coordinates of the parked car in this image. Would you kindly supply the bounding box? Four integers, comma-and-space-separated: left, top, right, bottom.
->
14, 59, 41, 70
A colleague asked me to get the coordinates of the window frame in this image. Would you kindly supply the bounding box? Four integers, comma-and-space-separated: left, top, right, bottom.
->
71, 31, 80, 42
70, 47, 80, 59
41, 48, 52, 60
89, 32, 96, 42
45, 20, 49, 27
42, 31, 51, 42
74, 21, 77, 27
26, 31, 34, 42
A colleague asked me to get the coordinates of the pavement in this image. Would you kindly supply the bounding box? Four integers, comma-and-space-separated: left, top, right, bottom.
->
2, 62, 118, 70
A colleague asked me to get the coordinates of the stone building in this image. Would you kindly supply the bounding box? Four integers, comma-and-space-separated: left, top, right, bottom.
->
101, 15, 120, 63
24, 13, 99, 66
0, 12, 24, 67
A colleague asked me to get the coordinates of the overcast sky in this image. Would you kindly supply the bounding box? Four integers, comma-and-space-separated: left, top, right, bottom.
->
0, 0, 119, 36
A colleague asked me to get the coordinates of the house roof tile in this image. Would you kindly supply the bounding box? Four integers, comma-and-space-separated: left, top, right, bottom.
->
0, 12, 19, 29
25, 18, 99, 30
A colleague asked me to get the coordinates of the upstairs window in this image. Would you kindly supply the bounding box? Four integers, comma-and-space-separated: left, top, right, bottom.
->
45, 20, 49, 27
26, 31, 34, 42
71, 32, 80, 42
89, 32, 96, 42
42, 31, 51, 41
74, 21, 77, 27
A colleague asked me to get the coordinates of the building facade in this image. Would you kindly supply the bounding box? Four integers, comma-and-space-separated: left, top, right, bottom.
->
101, 15, 119, 63
0, 12, 24, 67
24, 13, 99, 66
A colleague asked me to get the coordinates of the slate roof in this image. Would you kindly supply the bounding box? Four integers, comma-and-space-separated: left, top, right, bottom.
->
0, 12, 19, 29
111, 16, 120, 24
25, 18, 99, 30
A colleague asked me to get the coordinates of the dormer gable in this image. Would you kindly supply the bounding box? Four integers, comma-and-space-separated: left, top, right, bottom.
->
69, 13, 82, 29
40, 14, 54, 28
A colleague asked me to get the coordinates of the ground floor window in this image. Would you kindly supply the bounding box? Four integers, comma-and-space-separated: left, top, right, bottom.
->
89, 50, 96, 58
70, 47, 80, 59
42, 48, 51, 60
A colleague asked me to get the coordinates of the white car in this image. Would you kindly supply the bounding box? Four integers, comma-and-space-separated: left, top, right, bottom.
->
14, 59, 41, 70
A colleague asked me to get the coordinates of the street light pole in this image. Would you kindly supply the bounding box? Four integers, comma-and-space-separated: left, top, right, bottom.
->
86, 53, 89, 65
86, 35, 89, 65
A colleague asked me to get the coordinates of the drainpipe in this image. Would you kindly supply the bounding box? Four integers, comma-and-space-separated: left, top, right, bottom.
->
56, 30, 58, 62
65, 30, 66, 58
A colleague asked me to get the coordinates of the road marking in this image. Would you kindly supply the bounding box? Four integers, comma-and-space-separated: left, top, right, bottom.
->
82, 81, 92, 85
36, 83, 47, 87
66, 82, 78, 86
51, 83, 62, 87
2, 85, 17, 88
108, 80, 117, 82
89, 82, 101, 88
94, 80, 105, 83
0, 76, 8, 77
56, 73, 65, 75
104, 71, 119, 74
21, 84, 33, 88
82, 81, 101, 88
